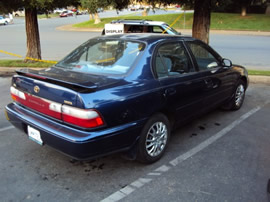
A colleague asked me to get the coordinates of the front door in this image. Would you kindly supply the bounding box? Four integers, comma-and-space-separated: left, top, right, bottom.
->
185, 40, 235, 110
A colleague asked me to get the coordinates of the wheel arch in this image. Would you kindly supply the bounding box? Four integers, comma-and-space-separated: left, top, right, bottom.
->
240, 76, 248, 89
158, 108, 175, 129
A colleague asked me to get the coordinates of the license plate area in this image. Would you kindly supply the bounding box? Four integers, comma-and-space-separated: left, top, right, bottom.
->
27, 126, 43, 145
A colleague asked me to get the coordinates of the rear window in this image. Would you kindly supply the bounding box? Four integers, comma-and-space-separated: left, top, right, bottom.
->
56, 38, 145, 75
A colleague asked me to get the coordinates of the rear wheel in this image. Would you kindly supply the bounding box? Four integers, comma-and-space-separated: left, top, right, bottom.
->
137, 113, 170, 164
4, 21, 8, 25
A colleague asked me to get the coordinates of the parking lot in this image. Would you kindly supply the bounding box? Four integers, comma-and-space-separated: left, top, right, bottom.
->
1, 9, 270, 201
0, 75, 269, 201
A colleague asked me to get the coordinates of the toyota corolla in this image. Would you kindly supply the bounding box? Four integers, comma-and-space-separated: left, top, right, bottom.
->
5, 34, 248, 163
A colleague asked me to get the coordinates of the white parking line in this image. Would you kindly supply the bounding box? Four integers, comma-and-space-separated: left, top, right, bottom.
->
101, 178, 152, 202
155, 165, 171, 172
101, 106, 262, 202
0, 125, 14, 132
170, 106, 260, 167
130, 178, 152, 188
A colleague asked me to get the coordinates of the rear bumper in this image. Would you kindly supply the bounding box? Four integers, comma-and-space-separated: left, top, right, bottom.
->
5, 103, 144, 160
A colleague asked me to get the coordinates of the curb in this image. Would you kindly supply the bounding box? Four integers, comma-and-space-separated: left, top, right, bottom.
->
0, 67, 269, 84
249, 75, 270, 84
56, 24, 102, 32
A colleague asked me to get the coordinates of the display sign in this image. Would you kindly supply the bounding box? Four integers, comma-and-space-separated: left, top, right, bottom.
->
105, 23, 124, 35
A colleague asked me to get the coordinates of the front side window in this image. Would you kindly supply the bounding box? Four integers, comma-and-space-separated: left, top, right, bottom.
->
187, 41, 220, 70
155, 42, 193, 78
56, 39, 145, 75
152, 25, 179, 35
162, 24, 179, 35
153, 26, 164, 34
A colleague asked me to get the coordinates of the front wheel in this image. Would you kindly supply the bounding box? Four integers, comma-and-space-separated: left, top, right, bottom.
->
137, 113, 170, 164
223, 80, 246, 110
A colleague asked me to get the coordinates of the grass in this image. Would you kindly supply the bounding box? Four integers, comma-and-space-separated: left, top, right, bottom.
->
37, 13, 59, 19
211, 13, 270, 31
74, 12, 270, 31
0, 60, 269, 76
73, 13, 193, 29
0, 60, 53, 68
247, 69, 270, 76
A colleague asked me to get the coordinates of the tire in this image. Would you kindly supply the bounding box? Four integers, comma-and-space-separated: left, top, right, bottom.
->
137, 113, 170, 164
223, 80, 246, 111
4, 21, 8, 25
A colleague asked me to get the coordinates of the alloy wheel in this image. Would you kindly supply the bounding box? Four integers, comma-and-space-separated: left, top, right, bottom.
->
145, 122, 168, 157
235, 84, 245, 107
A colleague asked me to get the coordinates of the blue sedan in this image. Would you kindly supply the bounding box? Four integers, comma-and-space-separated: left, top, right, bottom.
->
5, 34, 248, 163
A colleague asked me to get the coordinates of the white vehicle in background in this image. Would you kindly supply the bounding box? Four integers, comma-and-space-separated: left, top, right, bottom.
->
102, 19, 181, 35
13, 8, 25, 17
53, 8, 67, 14
0, 16, 10, 25
59, 10, 74, 17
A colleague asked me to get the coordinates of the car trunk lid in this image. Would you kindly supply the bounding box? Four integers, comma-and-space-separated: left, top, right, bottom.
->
10, 67, 118, 128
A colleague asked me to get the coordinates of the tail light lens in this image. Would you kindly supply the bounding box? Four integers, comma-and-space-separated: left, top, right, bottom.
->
11, 87, 62, 120
11, 86, 26, 100
62, 105, 104, 128
10, 87, 104, 128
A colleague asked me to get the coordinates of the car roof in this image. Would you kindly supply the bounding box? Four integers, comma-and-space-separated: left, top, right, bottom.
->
99, 33, 195, 44
110, 19, 166, 26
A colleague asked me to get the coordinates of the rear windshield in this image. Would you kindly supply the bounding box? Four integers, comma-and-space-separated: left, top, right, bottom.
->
56, 38, 145, 75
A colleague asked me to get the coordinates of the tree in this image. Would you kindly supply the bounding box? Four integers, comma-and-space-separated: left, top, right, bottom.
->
80, 0, 107, 24
0, 0, 79, 62
224, 0, 260, 16
80, 0, 130, 24
138, 0, 229, 44
192, 0, 211, 44
110, 0, 131, 10
228, 0, 253, 16
266, 1, 270, 15
137, 0, 211, 43
25, 6, 42, 61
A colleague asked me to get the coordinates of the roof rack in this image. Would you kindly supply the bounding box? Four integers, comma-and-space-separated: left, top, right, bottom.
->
111, 19, 152, 24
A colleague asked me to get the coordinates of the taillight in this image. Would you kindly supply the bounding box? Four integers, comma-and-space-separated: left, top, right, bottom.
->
11, 86, 62, 120
10, 86, 104, 128
62, 105, 104, 128
11, 86, 26, 100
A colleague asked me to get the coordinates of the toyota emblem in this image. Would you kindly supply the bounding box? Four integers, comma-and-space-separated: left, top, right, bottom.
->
34, 86, 40, 93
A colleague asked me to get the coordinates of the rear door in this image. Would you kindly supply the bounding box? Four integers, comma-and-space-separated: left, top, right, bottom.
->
153, 41, 206, 124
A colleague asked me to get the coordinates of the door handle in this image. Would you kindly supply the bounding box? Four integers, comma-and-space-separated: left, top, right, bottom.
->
204, 78, 213, 88
164, 88, 176, 96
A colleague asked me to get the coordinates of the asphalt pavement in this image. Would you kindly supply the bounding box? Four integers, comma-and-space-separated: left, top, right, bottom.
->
0, 76, 269, 201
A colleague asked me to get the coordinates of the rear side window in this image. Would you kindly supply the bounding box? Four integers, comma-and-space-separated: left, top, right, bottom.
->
127, 25, 143, 33
56, 39, 145, 75
154, 42, 193, 78
187, 41, 220, 70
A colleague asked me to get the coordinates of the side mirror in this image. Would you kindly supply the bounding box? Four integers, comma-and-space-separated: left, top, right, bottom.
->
222, 58, 232, 68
